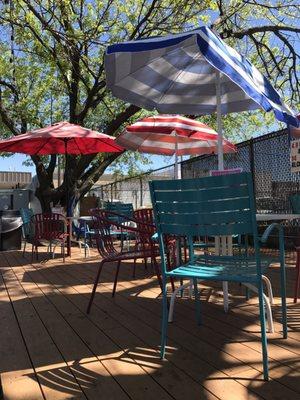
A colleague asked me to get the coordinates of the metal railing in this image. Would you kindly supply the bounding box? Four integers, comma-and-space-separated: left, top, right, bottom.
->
90, 163, 175, 209
95, 128, 299, 214
93, 128, 299, 249
182, 128, 300, 215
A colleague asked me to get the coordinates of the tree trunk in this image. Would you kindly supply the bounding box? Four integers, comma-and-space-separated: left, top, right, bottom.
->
34, 152, 122, 215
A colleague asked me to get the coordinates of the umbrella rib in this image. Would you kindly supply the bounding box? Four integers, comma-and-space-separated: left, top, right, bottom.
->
157, 52, 204, 106
0, 140, 26, 153
106, 138, 124, 152
33, 137, 53, 155
74, 137, 83, 154
112, 39, 191, 87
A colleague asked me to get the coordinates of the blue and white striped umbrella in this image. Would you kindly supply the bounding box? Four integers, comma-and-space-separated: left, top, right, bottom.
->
105, 26, 299, 127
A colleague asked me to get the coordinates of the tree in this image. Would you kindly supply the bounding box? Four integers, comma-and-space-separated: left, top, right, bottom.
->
0, 0, 299, 211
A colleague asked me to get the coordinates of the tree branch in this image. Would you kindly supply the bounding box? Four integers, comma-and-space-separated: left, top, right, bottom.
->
129, 0, 159, 40
231, 25, 300, 39
0, 92, 19, 135
47, 154, 57, 177
78, 152, 122, 196
105, 104, 141, 136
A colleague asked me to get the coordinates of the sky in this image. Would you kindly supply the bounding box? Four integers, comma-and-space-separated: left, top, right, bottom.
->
0, 5, 298, 177
0, 152, 176, 175
0, 154, 35, 173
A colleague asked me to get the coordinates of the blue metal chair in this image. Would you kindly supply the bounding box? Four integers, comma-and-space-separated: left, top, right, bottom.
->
150, 172, 287, 381
73, 216, 100, 256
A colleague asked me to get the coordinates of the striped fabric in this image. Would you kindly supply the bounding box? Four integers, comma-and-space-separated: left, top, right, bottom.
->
290, 114, 300, 138
106, 26, 299, 127
116, 115, 236, 156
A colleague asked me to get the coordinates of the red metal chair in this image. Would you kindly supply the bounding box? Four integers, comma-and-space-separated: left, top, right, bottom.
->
133, 208, 156, 274
30, 213, 68, 262
86, 209, 162, 314
134, 208, 181, 291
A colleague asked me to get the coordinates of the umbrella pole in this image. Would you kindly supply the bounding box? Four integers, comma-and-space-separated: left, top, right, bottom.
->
64, 139, 70, 217
174, 153, 179, 179
216, 70, 224, 171
174, 132, 179, 179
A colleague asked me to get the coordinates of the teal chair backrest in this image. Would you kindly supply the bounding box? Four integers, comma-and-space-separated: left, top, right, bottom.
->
290, 193, 300, 213
150, 173, 259, 273
105, 202, 134, 223
20, 208, 34, 238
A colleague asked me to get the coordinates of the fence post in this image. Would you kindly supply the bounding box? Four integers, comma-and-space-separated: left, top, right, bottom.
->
249, 138, 256, 202
110, 183, 113, 202
140, 177, 143, 207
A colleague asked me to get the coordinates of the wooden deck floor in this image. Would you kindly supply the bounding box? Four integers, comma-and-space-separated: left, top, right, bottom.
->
0, 247, 299, 400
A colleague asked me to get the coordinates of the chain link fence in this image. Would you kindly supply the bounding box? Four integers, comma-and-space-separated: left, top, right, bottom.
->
95, 128, 299, 214
182, 128, 300, 215
93, 128, 299, 251
90, 164, 175, 209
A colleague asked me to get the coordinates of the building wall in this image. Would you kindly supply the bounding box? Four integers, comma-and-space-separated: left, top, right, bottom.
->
0, 171, 32, 189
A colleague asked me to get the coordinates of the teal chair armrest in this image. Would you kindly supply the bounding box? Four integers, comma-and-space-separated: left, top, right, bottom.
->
151, 232, 158, 241
260, 223, 284, 245
259, 222, 287, 338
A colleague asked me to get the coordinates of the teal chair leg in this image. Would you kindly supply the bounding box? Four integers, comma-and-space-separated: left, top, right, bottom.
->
279, 231, 287, 339
160, 276, 168, 359
280, 264, 288, 339
245, 286, 250, 301
193, 278, 201, 325
258, 280, 269, 381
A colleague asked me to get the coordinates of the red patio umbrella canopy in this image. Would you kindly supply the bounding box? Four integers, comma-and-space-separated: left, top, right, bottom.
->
116, 115, 236, 156
0, 121, 123, 155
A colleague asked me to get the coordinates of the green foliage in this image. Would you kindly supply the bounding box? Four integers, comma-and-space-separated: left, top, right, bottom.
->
109, 151, 153, 178
0, 0, 299, 204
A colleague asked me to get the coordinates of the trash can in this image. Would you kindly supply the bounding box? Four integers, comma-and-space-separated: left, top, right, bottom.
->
0, 210, 23, 251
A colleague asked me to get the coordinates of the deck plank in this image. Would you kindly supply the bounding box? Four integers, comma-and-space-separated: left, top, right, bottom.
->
5, 254, 131, 400
2, 254, 86, 400
1, 248, 299, 400
0, 266, 44, 400
13, 252, 218, 400
61, 255, 300, 399
28, 254, 295, 400
98, 260, 300, 392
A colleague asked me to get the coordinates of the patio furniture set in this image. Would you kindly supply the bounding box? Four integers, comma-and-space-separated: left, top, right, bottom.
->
18, 172, 300, 382
1, 25, 300, 386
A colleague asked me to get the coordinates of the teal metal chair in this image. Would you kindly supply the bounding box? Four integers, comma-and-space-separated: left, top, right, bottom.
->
20, 207, 34, 256
105, 202, 134, 219
289, 193, 300, 302
150, 172, 287, 381
105, 202, 135, 249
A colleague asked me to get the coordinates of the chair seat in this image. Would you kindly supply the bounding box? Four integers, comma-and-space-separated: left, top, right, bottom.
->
166, 255, 271, 283
39, 232, 68, 244
105, 247, 159, 262
110, 229, 133, 236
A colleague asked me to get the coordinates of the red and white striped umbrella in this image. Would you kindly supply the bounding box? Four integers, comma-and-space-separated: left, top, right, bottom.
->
116, 115, 236, 156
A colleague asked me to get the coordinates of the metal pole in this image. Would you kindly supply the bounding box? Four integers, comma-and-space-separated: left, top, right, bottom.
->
64, 139, 70, 217
140, 177, 143, 207
174, 132, 179, 179
216, 70, 224, 170
174, 154, 179, 179
249, 138, 256, 205
180, 155, 183, 179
